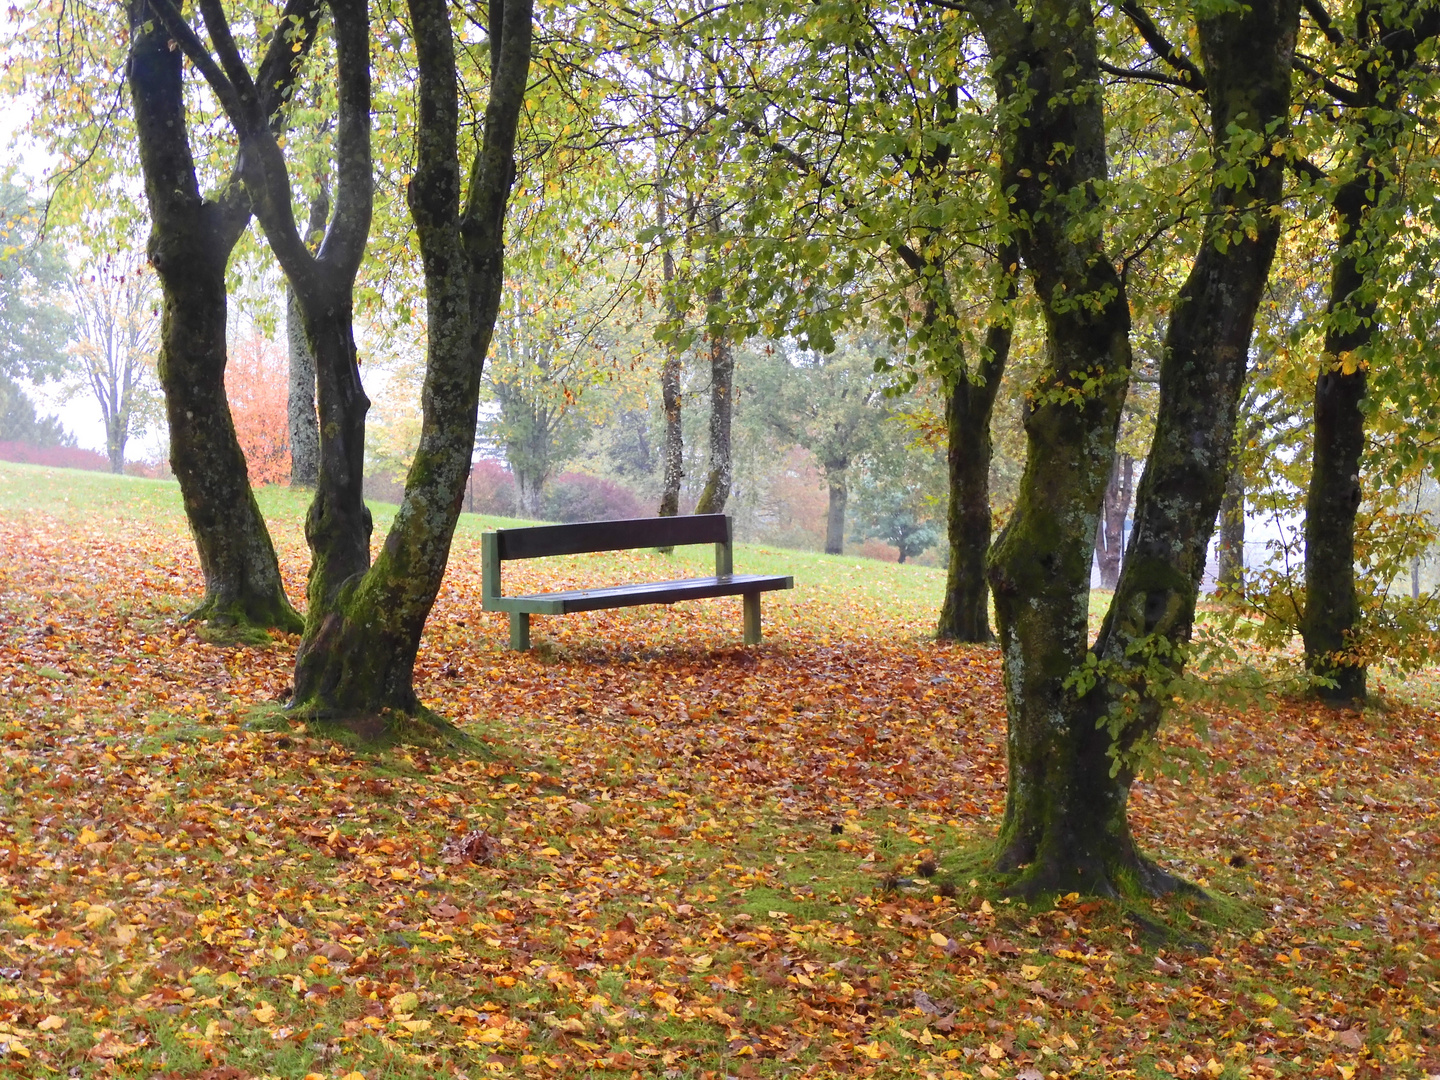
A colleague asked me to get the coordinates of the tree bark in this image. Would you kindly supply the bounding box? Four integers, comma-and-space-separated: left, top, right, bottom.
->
975, 0, 1297, 897
1217, 462, 1244, 597
1301, 178, 1375, 705
823, 462, 848, 555
126, 0, 315, 632
693, 291, 734, 515
287, 186, 327, 488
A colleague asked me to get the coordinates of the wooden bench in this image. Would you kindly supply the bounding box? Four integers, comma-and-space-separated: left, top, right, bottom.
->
480, 514, 794, 650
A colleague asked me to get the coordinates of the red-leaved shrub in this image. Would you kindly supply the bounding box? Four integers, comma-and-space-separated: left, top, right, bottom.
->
227, 334, 290, 486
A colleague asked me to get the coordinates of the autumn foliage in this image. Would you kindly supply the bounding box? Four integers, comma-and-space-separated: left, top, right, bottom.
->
2, 464, 1439, 1078
226, 334, 290, 486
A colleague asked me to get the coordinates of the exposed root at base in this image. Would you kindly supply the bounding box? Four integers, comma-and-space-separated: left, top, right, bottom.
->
997, 848, 1205, 906
288, 703, 488, 755
183, 597, 304, 639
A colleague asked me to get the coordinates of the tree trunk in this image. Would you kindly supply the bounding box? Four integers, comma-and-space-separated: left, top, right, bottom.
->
106, 414, 126, 474
287, 285, 320, 487
1301, 178, 1375, 705
658, 348, 684, 516
656, 172, 684, 520
975, 0, 1297, 897
515, 468, 546, 520
1079, 0, 1297, 882
126, 0, 311, 632
823, 462, 847, 555
286, 0, 531, 729
289, 185, 327, 490
1217, 463, 1244, 597
693, 290, 734, 515
936, 263, 1011, 643
1095, 454, 1132, 591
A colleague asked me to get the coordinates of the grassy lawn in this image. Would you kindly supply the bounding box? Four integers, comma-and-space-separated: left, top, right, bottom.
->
0, 461, 1437, 1080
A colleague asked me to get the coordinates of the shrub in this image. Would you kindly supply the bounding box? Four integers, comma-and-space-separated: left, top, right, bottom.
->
467, 459, 517, 516
0, 440, 111, 472
544, 472, 647, 522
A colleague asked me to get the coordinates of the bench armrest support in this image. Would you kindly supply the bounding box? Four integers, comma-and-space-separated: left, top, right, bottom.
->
482, 532, 503, 604
715, 516, 734, 578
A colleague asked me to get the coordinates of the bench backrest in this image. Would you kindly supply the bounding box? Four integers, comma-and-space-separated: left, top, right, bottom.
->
482, 515, 735, 599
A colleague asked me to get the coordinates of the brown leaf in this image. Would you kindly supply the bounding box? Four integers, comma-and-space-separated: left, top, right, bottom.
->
442, 829, 503, 865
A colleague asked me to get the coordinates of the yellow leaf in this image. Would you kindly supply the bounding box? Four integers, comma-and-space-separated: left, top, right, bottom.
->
77, 827, 100, 845
36, 1015, 64, 1031
216, 972, 242, 988
115, 923, 137, 946
690, 954, 712, 971
252, 1000, 277, 1024
401, 1020, 431, 1033
389, 991, 419, 1014
340, 1074, 367, 1080
929, 932, 949, 948
84, 905, 117, 928
538, 847, 561, 857
1020, 964, 1042, 980
856, 1041, 883, 1060
979, 900, 994, 915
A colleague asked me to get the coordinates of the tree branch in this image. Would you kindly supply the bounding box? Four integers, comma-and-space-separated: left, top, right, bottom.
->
143, 0, 247, 128
1302, 0, 1347, 48
1098, 60, 1197, 90
196, 0, 264, 132
1118, 1, 1207, 94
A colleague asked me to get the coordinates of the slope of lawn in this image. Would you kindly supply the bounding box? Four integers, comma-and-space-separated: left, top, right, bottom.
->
0, 460, 1437, 1080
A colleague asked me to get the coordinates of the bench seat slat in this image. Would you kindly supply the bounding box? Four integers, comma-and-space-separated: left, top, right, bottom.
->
487, 574, 793, 615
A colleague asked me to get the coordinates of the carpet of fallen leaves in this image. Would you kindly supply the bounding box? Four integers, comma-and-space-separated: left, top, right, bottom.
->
2, 487, 1439, 1080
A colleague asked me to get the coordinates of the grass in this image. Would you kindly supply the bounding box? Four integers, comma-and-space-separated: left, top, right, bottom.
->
0, 461, 1438, 1080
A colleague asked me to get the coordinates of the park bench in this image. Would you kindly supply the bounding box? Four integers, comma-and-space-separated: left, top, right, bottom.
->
480, 514, 794, 650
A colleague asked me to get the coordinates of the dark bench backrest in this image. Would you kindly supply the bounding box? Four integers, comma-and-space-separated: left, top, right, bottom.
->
482, 515, 735, 601
490, 514, 730, 560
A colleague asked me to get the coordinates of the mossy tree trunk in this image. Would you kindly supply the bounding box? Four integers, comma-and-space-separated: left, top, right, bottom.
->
973, 0, 1137, 895
127, 0, 316, 633
1081, 0, 1295, 892
974, 0, 1297, 897
285, 0, 532, 724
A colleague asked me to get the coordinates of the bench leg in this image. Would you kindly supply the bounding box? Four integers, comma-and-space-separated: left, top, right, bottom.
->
509, 612, 531, 651
743, 592, 761, 645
